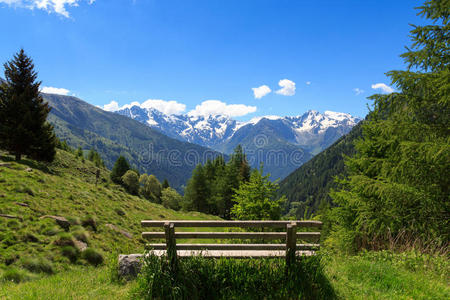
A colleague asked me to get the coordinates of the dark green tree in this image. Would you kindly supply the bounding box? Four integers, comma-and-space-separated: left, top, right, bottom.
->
183, 164, 209, 212
328, 0, 449, 252
110, 155, 130, 184
162, 178, 170, 189
121, 170, 140, 195
0, 49, 57, 162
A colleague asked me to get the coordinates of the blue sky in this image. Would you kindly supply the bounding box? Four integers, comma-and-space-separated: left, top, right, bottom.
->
0, 0, 424, 120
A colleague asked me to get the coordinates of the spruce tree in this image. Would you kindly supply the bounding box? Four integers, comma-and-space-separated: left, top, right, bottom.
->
328, 0, 449, 251
110, 155, 130, 184
0, 49, 57, 162
162, 179, 170, 189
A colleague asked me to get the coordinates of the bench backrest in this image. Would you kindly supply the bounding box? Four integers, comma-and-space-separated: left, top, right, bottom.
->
141, 220, 322, 258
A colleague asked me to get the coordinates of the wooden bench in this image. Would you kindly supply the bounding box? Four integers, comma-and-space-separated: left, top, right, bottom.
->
141, 220, 322, 262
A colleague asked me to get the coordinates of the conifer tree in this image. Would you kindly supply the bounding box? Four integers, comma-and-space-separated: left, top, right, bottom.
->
183, 164, 209, 212
162, 178, 170, 189
0, 49, 57, 162
110, 155, 130, 184
328, 0, 449, 251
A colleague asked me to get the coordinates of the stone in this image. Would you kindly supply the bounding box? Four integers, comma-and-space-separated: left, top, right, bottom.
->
40, 215, 70, 231
0, 214, 22, 221
74, 240, 88, 252
105, 223, 133, 239
0, 162, 12, 168
118, 254, 143, 280
15, 202, 29, 207
25, 167, 33, 172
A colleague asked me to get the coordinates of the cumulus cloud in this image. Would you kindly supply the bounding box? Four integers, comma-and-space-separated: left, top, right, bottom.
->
102, 99, 186, 115
306, 81, 311, 85
40, 86, 70, 95
188, 100, 257, 118
353, 88, 364, 95
275, 79, 296, 96
371, 83, 394, 94
0, 0, 95, 17
251, 85, 271, 99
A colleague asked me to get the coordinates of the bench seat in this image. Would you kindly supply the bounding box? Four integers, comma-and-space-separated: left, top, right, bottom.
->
148, 250, 315, 258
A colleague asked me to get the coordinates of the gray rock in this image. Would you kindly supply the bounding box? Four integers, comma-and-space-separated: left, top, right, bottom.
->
118, 254, 143, 279
74, 240, 88, 252
105, 223, 133, 239
25, 167, 33, 172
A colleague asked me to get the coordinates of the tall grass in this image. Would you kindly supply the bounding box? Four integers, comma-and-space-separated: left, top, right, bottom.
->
131, 252, 336, 300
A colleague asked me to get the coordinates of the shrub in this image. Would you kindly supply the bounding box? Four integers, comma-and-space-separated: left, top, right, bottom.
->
21, 257, 54, 274
73, 229, 89, 244
161, 187, 182, 211
82, 248, 104, 266
1, 268, 34, 283
61, 246, 80, 263
121, 170, 139, 195
54, 232, 75, 247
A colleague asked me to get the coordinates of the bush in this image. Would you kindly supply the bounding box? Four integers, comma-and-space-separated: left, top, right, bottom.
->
54, 233, 75, 247
121, 170, 139, 195
73, 229, 89, 244
1, 268, 34, 283
161, 187, 182, 211
82, 248, 104, 266
21, 257, 54, 274
61, 246, 80, 263
132, 253, 336, 299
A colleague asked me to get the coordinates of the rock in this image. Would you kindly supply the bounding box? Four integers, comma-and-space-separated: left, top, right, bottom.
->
74, 240, 88, 252
0, 214, 22, 221
105, 224, 133, 239
82, 217, 97, 232
25, 167, 33, 172
40, 215, 70, 231
118, 254, 143, 279
15, 202, 29, 207
0, 162, 12, 168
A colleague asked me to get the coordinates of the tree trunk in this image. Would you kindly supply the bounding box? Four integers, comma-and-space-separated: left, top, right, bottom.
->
15, 153, 21, 161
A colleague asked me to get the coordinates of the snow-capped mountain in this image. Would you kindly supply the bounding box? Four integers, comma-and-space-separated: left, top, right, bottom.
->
116, 105, 361, 154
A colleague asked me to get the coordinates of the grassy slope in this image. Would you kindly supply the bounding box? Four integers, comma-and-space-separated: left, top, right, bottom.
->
0, 149, 220, 283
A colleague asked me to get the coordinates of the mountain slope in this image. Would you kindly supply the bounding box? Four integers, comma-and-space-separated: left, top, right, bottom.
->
278, 121, 363, 218
0, 149, 220, 281
116, 106, 360, 180
44, 94, 223, 190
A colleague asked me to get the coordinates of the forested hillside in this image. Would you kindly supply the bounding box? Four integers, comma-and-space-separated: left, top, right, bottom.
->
44, 93, 223, 190
278, 122, 363, 218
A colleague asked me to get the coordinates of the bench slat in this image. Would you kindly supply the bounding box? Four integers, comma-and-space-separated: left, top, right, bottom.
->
147, 250, 315, 258
142, 232, 320, 240
146, 243, 320, 250
141, 220, 322, 228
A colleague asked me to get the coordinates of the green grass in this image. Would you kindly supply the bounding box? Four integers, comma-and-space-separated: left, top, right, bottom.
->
324, 250, 449, 300
0, 266, 134, 300
0, 149, 220, 283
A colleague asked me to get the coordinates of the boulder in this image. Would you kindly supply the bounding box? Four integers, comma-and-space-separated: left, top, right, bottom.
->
40, 215, 70, 231
118, 254, 143, 280
74, 240, 88, 252
25, 167, 33, 172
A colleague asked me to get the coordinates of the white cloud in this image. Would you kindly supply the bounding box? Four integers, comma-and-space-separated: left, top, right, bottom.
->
40, 86, 70, 95
102, 100, 120, 112
306, 81, 311, 85
188, 100, 257, 118
371, 83, 394, 94
251, 85, 271, 99
102, 99, 186, 115
353, 88, 364, 95
0, 0, 95, 17
275, 79, 296, 96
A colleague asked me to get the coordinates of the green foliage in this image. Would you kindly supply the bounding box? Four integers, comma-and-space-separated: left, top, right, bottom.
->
327, 1, 450, 252
132, 253, 336, 300
81, 248, 104, 266
161, 187, 182, 211
121, 170, 139, 195
61, 246, 80, 263
20, 257, 54, 274
278, 122, 363, 218
231, 167, 286, 220
0, 49, 57, 162
183, 146, 251, 218
139, 174, 162, 203
87, 148, 105, 168
1, 268, 34, 283
110, 155, 130, 184
162, 178, 170, 189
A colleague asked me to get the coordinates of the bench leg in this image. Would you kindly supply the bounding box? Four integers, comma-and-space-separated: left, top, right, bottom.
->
286, 222, 297, 268
165, 222, 177, 272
